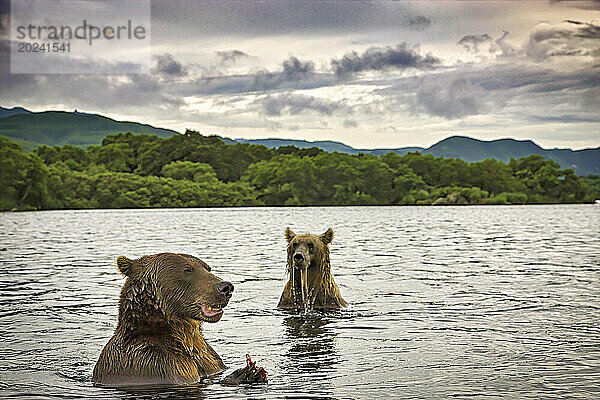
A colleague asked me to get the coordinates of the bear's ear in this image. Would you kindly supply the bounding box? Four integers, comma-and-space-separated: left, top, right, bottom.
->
319, 228, 334, 245
116, 256, 139, 277
285, 227, 296, 243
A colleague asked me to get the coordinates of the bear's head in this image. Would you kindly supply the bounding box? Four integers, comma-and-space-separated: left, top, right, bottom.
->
285, 227, 333, 271
280, 227, 347, 310
116, 253, 233, 323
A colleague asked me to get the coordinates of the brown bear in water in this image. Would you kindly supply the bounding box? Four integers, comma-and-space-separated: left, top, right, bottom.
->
278, 228, 347, 310
93, 253, 266, 386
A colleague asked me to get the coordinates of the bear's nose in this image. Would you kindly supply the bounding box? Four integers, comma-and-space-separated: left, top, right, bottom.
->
294, 253, 304, 262
216, 281, 234, 298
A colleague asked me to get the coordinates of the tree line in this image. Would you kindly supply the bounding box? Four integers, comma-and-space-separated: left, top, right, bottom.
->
1, 130, 598, 211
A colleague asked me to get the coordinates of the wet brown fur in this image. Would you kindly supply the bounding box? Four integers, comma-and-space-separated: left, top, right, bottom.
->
278, 228, 347, 310
93, 253, 229, 386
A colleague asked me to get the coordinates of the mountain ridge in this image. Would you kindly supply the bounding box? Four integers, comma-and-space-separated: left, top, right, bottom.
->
1, 106, 598, 175
0, 106, 32, 118
237, 136, 600, 175
0, 107, 178, 150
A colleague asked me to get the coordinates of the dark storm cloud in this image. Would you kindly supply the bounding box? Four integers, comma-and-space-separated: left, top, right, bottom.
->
331, 43, 440, 78
248, 57, 324, 92
526, 20, 600, 60
0, 54, 336, 110
383, 60, 600, 119
216, 50, 251, 64
550, 0, 600, 11
407, 15, 431, 29
153, 53, 187, 76
2, 3, 598, 135
245, 57, 316, 91
0, 67, 184, 111
255, 93, 345, 117
531, 114, 600, 123
110, 55, 334, 99
459, 61, 600, 112
0, 37, 8, 53
281, 57, 315, 80
411, 77, 501, 119
569, 20, 600, 38
457, 34, 493, 52
0, 11, 7, 38
151, 1, 433, 38
457, 31, 517, 57
342, 119, 358, 128
186, 44, 443, 96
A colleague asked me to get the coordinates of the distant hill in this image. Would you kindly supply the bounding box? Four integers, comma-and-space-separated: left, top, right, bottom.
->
236, 138, 425, 155
0, 110, 178, 151
0, 106, 32, 118
237, 136, 600, 176
425, 136, 600, 176
236, 138, 396, 154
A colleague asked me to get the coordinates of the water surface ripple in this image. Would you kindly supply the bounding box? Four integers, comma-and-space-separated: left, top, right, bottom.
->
0, 205, 599, 399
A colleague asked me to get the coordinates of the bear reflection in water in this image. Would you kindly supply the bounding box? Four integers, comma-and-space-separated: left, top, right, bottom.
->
281, 313, 340, 398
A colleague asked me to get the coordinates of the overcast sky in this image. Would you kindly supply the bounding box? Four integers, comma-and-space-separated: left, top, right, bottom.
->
1, 0, 599, 149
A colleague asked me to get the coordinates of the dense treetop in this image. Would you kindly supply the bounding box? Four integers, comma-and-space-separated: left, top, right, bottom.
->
1, 131, 597, 211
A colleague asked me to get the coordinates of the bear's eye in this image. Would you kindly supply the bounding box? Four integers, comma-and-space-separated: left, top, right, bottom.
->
183, 267, 194, 273
307, 242, 314, 251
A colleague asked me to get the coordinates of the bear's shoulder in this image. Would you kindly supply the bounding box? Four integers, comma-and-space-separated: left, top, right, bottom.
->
94, 333, 221, 385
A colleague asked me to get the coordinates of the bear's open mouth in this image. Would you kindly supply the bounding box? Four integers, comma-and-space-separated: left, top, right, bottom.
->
199, 304, 224, 322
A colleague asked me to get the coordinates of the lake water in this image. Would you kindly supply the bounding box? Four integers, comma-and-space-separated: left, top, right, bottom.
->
0, 205, 599, 399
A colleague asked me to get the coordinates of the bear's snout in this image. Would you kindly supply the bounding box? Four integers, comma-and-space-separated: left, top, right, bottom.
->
292, 250, 310, 268
216, 281, 234, 298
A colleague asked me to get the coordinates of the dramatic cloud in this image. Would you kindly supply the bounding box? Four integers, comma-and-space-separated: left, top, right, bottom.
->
331, 43, 440, 78
0, 0, 9, 38
255, 93, 345, 117
343, 119, 359, 128
412, 77, 502, 119
550, 0, 600, 11
458, 34, 493, 53
251, 57, 317, 91
407, 15, 431, 28
0, 70, 184, 112
525, 20, 600, 61
281, 57, 315, 80
216, 50, 251, 64
172, 56, 335, 96
458, 31, 517, 58
186, 45, 444, 96
396, 58, 599, 120
493, 30, 518, 58
1, 1, 599, 149
0, 14, 7, 38
567, 19, 600, 38
153, 53, 187, 76
150, 1, 434, 37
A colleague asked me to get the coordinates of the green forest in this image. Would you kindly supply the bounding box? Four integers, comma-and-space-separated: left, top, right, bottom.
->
1, 130, 599, 211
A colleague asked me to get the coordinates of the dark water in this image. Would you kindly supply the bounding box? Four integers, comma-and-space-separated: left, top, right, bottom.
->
0, 205, 599, 399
